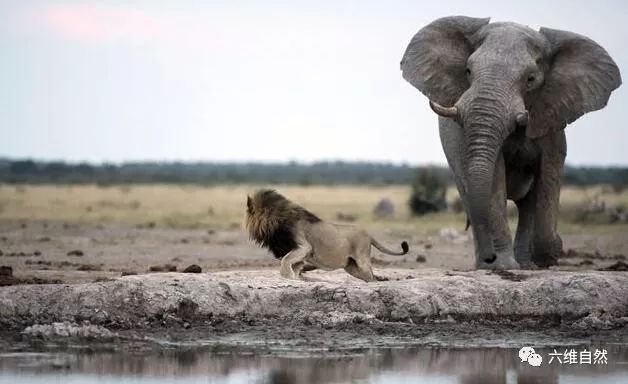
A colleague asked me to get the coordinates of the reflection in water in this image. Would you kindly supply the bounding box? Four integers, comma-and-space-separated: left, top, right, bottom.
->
0, 345, 626, 384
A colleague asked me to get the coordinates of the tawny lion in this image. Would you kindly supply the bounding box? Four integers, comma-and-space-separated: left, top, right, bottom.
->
245, 189, 409, 281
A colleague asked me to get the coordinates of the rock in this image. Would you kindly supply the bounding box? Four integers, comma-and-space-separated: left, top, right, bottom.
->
0, 275, 62, 286
0, 266, 12, 276
373, 198, 395, 219
22, 322, 117, 340
0, 269, 627, 331
609, 206, 628, 223
149, 264, 177, 272
121, 271, 137, 276
562, 248, 580, 258
336, 212, 357, 222
415, 255, 426, 263
67, 250, 84, 257
439, 227, 469, 243
93, 277, 113, 283
599, 261, 628, 271
183, 264, 202, 273
77, 264, 102, 271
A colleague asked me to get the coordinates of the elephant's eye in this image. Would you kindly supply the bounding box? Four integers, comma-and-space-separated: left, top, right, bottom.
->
466, 68, 471, 77
527, 75, 536, 84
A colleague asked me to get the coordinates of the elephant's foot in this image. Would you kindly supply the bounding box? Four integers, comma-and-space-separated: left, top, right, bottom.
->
514, 242, 533, 267
476, 251, 520, 270
531, 235, 563, 268
519, 262, 540, 270
532, 254, 559, 268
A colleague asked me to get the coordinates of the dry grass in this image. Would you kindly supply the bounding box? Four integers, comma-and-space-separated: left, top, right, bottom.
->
0, 184, 626, 234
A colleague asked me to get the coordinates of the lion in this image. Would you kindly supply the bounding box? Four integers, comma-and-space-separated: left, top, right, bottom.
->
245, 189, 409, 281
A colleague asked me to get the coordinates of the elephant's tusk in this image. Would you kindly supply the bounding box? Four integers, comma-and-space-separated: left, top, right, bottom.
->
429, 100, 458, 118
515, 111, 529, 127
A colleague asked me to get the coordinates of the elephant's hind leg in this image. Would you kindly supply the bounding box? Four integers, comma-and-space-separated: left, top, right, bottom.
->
514, 193, 535, 268
530, 132, 566, 268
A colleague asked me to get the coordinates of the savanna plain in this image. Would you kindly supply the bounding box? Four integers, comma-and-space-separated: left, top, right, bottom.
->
1, 183, 626, 284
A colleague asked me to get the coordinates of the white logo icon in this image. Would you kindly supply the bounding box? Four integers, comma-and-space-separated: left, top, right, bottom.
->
519, 347, 543, 367
528, 353, 543, 367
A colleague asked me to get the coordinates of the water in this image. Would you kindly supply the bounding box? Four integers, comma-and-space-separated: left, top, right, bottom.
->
1, 345, 627, 384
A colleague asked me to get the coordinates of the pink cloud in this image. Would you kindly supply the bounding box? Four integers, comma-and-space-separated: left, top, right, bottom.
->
25, 4, 168, 43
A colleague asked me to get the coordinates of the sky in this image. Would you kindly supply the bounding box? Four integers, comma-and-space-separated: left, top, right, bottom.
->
1, 0, 627, 166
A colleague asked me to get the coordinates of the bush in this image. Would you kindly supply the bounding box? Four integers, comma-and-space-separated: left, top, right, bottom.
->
408, 167, 447, 216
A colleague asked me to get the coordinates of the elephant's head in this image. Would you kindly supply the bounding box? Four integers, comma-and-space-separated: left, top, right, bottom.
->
401, 16, 621, 265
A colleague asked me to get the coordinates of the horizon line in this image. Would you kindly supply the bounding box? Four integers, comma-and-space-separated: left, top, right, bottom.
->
1, 157, 627, 168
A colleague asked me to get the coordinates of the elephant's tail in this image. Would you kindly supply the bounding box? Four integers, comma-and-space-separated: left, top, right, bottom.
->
371, 238, 409, 256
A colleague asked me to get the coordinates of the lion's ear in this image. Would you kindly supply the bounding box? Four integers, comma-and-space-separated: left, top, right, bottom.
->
246, 196, 252, 209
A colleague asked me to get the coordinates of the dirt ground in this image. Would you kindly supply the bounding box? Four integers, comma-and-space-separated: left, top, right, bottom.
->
1, 217, 627, 350
0, 219, 626, 285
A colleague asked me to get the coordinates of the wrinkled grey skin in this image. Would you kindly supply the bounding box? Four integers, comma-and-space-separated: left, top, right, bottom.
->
401, 16, 621, 269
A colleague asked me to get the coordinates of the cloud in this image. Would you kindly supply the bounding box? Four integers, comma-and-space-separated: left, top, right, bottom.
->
22, 4, 168, 43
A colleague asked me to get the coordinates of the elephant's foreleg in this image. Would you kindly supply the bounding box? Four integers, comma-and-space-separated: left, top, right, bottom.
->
439, 119, 480, 265
439, 118, 518, 269
484, 154, 518, 269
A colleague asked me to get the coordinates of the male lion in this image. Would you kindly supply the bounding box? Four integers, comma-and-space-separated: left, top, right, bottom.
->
245, 189, 409, 281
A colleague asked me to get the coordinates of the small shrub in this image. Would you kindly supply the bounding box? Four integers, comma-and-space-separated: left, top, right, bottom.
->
408, 167, 447, 216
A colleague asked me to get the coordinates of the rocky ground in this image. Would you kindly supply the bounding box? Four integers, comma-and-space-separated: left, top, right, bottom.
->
0, 268, 627, 350
1, 219, 627, 349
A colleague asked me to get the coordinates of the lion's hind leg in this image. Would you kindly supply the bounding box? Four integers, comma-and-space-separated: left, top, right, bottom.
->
344, 257, 375, 282
301, 264, 318, 273
343, 234, 375, 282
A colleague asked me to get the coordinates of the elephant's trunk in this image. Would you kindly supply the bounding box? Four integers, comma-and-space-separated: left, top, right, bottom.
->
460, 83, 512, 265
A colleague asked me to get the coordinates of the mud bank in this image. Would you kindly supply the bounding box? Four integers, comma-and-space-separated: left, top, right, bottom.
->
1, 269, 627, 333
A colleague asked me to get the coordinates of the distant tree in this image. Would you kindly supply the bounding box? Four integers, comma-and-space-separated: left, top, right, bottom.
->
1, 158, 626, 186
9, 160, 38, 175
408, 167, 447, 216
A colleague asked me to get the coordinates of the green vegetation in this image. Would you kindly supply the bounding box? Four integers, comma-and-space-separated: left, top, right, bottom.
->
1, 159, 626, 187
408, 167, 448, 215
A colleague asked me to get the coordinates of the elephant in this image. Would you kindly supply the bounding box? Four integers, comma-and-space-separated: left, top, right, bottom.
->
400, 16, 621, 269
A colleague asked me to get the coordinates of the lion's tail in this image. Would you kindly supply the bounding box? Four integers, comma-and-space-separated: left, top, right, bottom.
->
370, 238, 409, 256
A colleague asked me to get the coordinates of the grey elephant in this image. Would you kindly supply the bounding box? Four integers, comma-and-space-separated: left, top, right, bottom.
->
401, 16, 621, 269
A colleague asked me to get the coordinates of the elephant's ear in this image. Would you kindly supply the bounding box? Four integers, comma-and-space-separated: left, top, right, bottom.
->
527, 28, 622, 139
400, 16, 489, 106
